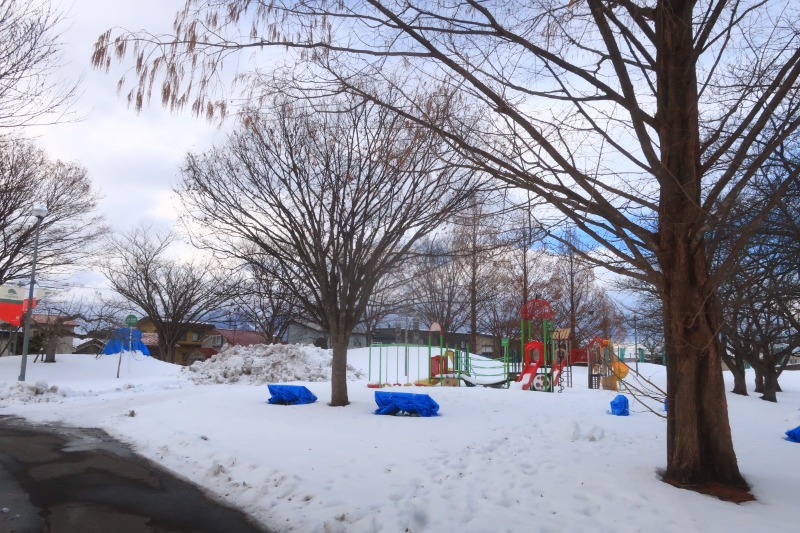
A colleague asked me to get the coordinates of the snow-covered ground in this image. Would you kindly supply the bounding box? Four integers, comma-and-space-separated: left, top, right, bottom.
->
0, 345, 798, 533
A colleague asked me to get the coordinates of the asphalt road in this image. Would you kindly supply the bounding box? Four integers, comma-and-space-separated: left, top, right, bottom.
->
0, 416, 273, 533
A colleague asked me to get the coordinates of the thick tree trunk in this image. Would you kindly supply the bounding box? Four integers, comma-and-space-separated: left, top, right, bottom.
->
656, 0, 748, 497
731, 373, 747, 396
720, 335, 747, 395
159, 339, 176, 364
729, 363, 748, 396
661, 276, 746, 491
41, 334, 57, 363
761, 368, 779, 402
753, 368, 764, 394
329, 329, 350, 407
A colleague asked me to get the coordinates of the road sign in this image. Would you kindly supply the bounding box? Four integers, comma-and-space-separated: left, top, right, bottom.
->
125, 315, 137, 327
501, 337, 509, 347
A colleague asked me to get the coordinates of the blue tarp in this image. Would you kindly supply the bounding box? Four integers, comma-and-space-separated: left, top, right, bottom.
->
101, 328, 150, 355
374, 391, 439, 417
786, 426, 800, 443
610, 394, 630, 416
267, 384, 317, 405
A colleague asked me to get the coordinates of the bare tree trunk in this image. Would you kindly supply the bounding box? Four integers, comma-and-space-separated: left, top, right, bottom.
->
761, 369, 779, 403
329, 327, 350, 407
753, 368, 764, 394
721, 350, 747, 396
657, 0, 747, 496
662, 280, 745, 490
158, 333, 177, 365
729, 365, 748, 396
44, 336, 57, 363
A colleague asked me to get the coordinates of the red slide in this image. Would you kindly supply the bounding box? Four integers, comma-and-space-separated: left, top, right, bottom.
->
518, 341, 544, 391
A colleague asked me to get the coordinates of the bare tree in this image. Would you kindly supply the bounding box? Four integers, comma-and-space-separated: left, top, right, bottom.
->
103, 225, 231, 364
406, 234, 471, 339
178, 95, 480, 406
480, 211, 552, 359
548, 249, 626, 348
510, 197, 548, 308
234, 260, 301, 342
91, 0, 800, 498
717, 164, 800, 401
721, 267, 799, 402
451, 191, 511, 352
361, 271, 412, 346
0, 0, 76, 128
78, 295, 133, 343
0, 136, 107, 285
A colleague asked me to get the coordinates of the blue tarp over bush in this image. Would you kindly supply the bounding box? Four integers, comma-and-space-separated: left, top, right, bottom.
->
374, 391, 439, 417
101, 328, 150, 355
610, 394, 630, 416
267, 385, 317, 405
786, 426, 800, 443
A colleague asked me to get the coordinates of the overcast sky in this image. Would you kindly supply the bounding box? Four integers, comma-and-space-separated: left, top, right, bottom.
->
23, 1, 239, 296
31, 0, 226, 233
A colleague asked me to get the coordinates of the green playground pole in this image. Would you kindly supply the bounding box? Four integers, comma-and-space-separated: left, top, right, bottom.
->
417, 344, 420, 383
384, 344, 389, 385
427, 335, 432, 382
504, 339, 509, 385
379, 344, 383, 386
542, 319, 551, 392
440, 334, 444, 387
542, 318, 550, 392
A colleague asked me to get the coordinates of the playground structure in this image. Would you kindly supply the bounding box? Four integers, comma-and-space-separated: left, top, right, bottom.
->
517, 299, 572, 392
367, 299, 576, 393
585, 336, 629, 390
366, 299, 642, 394
366, 339, 511, 389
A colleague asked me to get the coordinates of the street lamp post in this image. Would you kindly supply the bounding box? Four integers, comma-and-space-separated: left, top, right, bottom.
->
18, 204, 48, 382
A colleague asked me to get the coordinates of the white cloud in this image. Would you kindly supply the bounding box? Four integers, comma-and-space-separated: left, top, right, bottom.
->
29, 0, 226, 232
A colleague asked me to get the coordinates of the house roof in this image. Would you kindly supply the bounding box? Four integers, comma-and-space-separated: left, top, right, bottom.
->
75, 338, 105, 352
32, 314, 79, 327
76, 338, 104, 348
214, 328, 270, 347
287, 319, 367, 335
136, 317, 215, 331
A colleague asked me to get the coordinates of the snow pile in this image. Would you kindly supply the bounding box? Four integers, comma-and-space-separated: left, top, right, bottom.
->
184, 343, 366, 384
0, 380, 68, 404
0, 354, 187, 404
